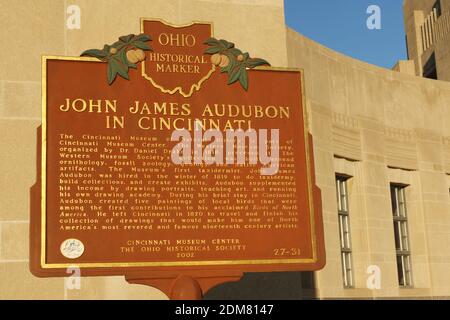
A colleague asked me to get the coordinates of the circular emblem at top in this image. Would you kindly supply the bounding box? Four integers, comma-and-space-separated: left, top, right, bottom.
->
60, 239, 85, 259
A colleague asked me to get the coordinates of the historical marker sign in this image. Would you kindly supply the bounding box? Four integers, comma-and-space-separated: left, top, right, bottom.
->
30, 19, 325, 297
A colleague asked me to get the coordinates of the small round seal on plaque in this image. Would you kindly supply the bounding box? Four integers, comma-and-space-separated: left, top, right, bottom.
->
60, 239, 85, 259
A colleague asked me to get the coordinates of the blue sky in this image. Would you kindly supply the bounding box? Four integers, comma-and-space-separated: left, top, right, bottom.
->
284, 0, 407, 69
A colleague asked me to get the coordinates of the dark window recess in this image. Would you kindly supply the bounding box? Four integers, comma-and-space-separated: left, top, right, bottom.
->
405, 35, 410, 60
433, 0, 442, 18
423, 53, 438, 80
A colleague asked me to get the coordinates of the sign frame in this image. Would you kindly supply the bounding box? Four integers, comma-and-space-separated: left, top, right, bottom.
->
30, 19, 325, 298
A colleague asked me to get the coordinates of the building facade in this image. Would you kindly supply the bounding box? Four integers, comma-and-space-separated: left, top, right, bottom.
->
0, 0, 449, 299
402, 0, 450, 81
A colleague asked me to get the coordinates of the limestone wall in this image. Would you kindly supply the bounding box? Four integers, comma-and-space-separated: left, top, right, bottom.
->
287, 27, 450, 298
404, 0, 450, 80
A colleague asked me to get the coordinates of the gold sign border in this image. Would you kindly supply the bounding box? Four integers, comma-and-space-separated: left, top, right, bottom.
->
140, 18, 216, 98
40, 56, 316, 269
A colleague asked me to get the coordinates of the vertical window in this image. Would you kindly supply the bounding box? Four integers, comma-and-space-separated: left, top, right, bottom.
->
391, 184, 413, 287
336, 175, 354, 288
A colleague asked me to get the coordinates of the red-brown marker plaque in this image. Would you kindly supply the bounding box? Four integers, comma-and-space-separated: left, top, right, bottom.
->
30, 19, 325, 299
